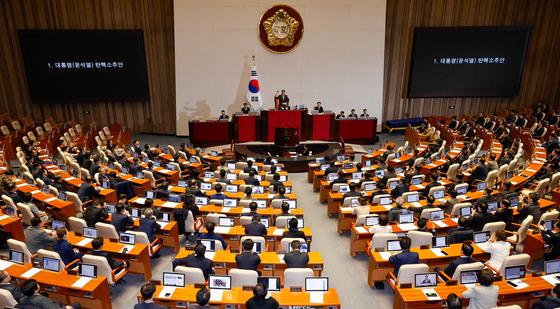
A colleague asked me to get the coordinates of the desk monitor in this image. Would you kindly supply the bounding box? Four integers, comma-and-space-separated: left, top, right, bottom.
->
460, 163, 468, 171
432, 189, 445, 199
72, 169, 79, 178
79, 263, 97, 278
337, 155, 345, 162
9, 250, 24, 264
285, 200, 297, 209
505, 265, 526, 280
474, 231, 490, 243
343, 162, 353, 169
195, 196, 208, 206
510, 197, 519, 209
365, 160, 372, 167
456, 185, 467, 195
315, 158, 324, 163
226, 173, 237, 181
145, 191, 154, 199
198, 239, 216, 252
432, 236, 449, 248
545, 259, 560, 275
399, 213, 414, 224
225, 185, 238, 193
477, 182, 487, 191
252, 242, 263, 254
157, 212, 170, 222
364, 183, 375, 191
297, 218, 304, 229
388, 181, 399, 190
338, 185, 350, 193
168, 194, 181, 203
406, 193, 420, 203
209, 275, 232, 290
102, 181, 110, 189
544, 220, 554, 231
204, 171, 214, 178
352, 172, 362, 180
120, 233, 135, 245
425, 158, 432, 164
163, 272, 185, 287
201, 182, 212, 191
254, 200, 267, 208
414, 273, 438, 288
320, 164, 329, 171
177, 180, 187, 188
387, 240, 402, 251
5, 206, 15, 217
218, 217, 235, 227
58, 191, 67, 201
411, 177, 423, 186
166, 164, 175, 171
506, 170, 514, 179
51, 219, 65, 230
153, 161, 161, 168
257, 277, 281, 291
223, 198, 237, 208
365, 216, 379, 227
327, 173, 337, 182
305, 277, 329, 292
460, 270, 481, 285
487, 200, 498, 213
42, 257, 60, 272
83, 227, 98, 239
374, 170, 384, 178
136, 172, 144, 179
227, 163, 236, 170
121, 167, 130, 175
285, 186, 292, 194
211, 150, 219, 157
106, 204, 116, 213
429, 210, 445, 221
260, 218, 269, 228
131, 208, 141, 218
251, 186, 264, 194
41, 184, 50, 193
460, 207, 472, 217
379, 197, 392, 206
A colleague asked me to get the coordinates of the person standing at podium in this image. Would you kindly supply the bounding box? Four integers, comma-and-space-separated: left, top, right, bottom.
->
275, 90, 289, 110
241, 102, 251, 115
218, 110, 229, 120
314, 101, 324, 113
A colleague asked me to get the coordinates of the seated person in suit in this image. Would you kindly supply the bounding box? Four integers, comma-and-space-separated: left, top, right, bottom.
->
172, 243, 214, 280
78, 176, 99, 203
369, 214, 392, 234
387, 197, 412, 223
494, 199, 514, 231
24, 217, 56, 254
470, 202, 496, 232
139, 208, 161, 243
246, 283, 279, 309
446, 293, 462, 309
282, 217, 306, 239
216, 169, 231, 185
324, 161, 339, 176
0, 270, 23, 302
235, 239, 261, 271
190, 287, 217, 309
352, 197, 370, 221
478, 230, 511, 270
244, 215, 267, 237
54, 228, 83, 266
23, 192, 48, 221
246, 202, 259, 217
269, 174, 283, 193
91, 237, 126, 270
154, 182, 170, 200
111, 203, 134, 234
201, 222, 227, 250
313, 101, 324, 113
336, 111, 345, 119
273, 186, 288, 199
20, 279, 79, 309
343, 182, 362, 200
444, 242, 477, 277
83, 200, 109, 228
218, 110, 229, 120
348, 109, 358, 119
391, 177, 410, 199
134, 282, 167, 309
5, 183, 22, 204
422, 173, 440, 197
471, 158, 489, 182
284, 240, 309, 268
209, 184, 227, 200
449, 217, 474, 244
330, 170, 346, 185
532, 284, 560, 309
388, 236, 419, 275
243, 160, 258, 174
279, 202, 291, 216
245, 171, 260, 186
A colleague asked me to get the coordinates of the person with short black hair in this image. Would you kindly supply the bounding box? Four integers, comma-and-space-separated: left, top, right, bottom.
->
54, 228, 83, 266
519, 192, 542, 224
532, 284, 560, 309
283, 240, 309, 268
280, 202, 290, 215
134, 282, 166, 309
245, 170, 260, 186
244, 215, 267, 236
388, 236, 419, 275
369, 214, 392, 234
111, 203, 134, 234
444, 242, 477, 277
24, 217, 56, 254
470, 203, 496, 232
189, 287, 215, 308
446, 293, 462, 309
20, 279, 79, 309
201, 222, 227, 249
0, 270, 23, 302
448, 217, 474, 243
313, 101, 324, 113
245, 283, 279, 309
273, 186, 287, 199
91, 237, 125, 270
218, 110, 229, 120
78, 175, 99, 203
241, 102, 251, 115
172, 243, 214, 280
243, 160, 258, 174
139, 208, 161, 243
235, 239, 261, 271
494, 199, 514, 230
216, 169, 231, 185
462, 268, 498, 309
209, 184, 226, 200
282, 218, 306, 239
83, 200, 109, 228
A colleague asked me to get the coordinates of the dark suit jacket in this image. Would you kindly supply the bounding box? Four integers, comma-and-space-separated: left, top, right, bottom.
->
388, 250, 420, 275
83, 206, 109, 228
470, 213, 496, 232
154, 189, 169, 200
243, 167, 258, 174
284, 251, 309, 268
472, 164, 489, 180
18, 294, 62, 309
134, 302, 167, 309
111, 213, 134, 234
235, 251, 261, 270
244, 222, 267, 236
201, 233, 227, 250
282, 229, 306, 240
78, 182, 97, 202
448, 227, 474, 244
139, 217, 161, 242
0, 283, 23, 302
444, 256, 478, 277
246, 296, 280, 309
54, 239, 82, 265
91, 250, 123, 270
531, 297, 560, 309
172, 254, 214, 280
245, 178, 260, 186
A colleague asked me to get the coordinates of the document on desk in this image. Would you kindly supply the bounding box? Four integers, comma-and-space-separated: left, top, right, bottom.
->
221, 207, 231, 213
379, 252, 392, 261
159, 169, 171, 174
411, 202, 422, 208
214, 227, 231, 234
0, 215, 10, 221
21, 268, 41, 279
209, 289, 224, 302
16, 183, 28, 188
77, 238, 94, 247
526, 168, 537, 173
134, 198, 146, 204
421, 288, 441, 301
0, 260, 14, 270
204, 252, 216, 260
277, 254, 285, 263
355, 226, 368, 234
507, 279, 529, 290
415, 185, 425, 189
158, 286, 176, 298
241, 208, 250, 214
430, 248, 446, 257
64, 177, 76, 181
72, 277, 93, 288
432, 221, 448, 228
309, 291, 324, 304
273, 228, 285, 236
156, 221, 169, 229
541, 274, 560, 286
31, 190, 41, 195
451, 217, 459, 223
162, 201, 179, 208
45, 197, 57, 203
340, 207, 352, 213
397, 223, 418, 231
383, 205, 393, 210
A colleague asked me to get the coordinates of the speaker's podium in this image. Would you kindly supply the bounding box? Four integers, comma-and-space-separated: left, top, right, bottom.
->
274, 128, 299, 148
260, 109, 306, 142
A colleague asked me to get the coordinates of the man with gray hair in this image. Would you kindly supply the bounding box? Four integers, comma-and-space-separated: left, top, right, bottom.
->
139, 208, 161, 243
387, 197, 412, 223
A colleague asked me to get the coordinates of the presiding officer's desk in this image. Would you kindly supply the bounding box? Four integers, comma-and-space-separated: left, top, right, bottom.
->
143, 284, 341, 308
367, 243, 489, 288
205, 225, 312, 252
175, 249, 324, 278
3, 261, 111, 309
394, 275, 555, 309
67, 232, 152, 280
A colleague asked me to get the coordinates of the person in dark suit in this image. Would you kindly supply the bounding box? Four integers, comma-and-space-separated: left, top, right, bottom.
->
343, 182, 362, 200
246, 202, 260, 218
19, 279, 80, 309
216, 169, 231, 185
243, 160, 258, 174
111, 203, 134, 234
471, 158, 489, 181
519, 192, 543, 224
241, 102, 251, 115
89, 157, 101, 178
83, 200, 109, 228
275, 90, 289, 110
218, 110, 229, 120
244, 215, 267, 237
269, 174, 283, 193
134, 282, 167, 309
448, 116, 459, 129
494, 199, 514, 231
336, 111, 345, 119
91, 237, 125, 270
313, 102, 324, 113
541, 220, 560, 261
444, 242, 478, 277
330, 170, 347, 185
470, 203, 496, 232
448, 217, 474, 244
154, 182, 170, 200
532, 284, 560, 309
388, 236, 419, 275
282, 218, 306, 239
78, 176, 99, 203
284, 240, 309, 268
172, 243, 214, 280
246, 283, 279, 309
201, 222, 227, 250
245, 171, 260, 186
324, 161, 339, 177
391, 176, 410, 198
209, 184, 227, 200
139, 208, 161, 243
235, 239, 261, 271
5, 183, 21, 204
0, 270, 23, 302
54, 228, 83, 265
422, 174, 440, 197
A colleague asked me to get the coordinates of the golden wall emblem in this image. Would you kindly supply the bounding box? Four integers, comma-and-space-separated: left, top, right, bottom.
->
263, 9, 299, 46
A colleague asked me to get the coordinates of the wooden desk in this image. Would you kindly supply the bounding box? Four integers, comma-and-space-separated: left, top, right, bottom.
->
197, 205, 303, 224
6, 262, 111, 309
129, 197, 184, 211
145, 285, 341, 308
67, 232, 152, 280
175, 249, 324, 278
16, 182, 75, 219
206, 225, 312, 251
0, 212, 24, 241
44, 165, 117, 203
